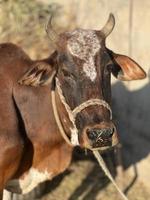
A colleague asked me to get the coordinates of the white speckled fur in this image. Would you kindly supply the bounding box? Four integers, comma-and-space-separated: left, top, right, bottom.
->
68, 29, 100, 81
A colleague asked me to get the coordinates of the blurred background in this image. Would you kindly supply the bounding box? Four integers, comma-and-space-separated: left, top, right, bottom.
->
0, 0, 150, 199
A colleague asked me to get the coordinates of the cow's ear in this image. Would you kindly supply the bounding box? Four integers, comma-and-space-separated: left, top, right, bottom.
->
18, 52, 57, 87
109, 51, 146, 81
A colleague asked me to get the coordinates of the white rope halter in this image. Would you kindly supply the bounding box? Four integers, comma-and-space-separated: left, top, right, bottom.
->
51, 78, 112, 147
72, 99, 112, 119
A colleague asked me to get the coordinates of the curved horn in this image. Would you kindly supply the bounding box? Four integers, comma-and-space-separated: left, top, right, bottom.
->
100, 13, 115, 38
45, 12, 60, 47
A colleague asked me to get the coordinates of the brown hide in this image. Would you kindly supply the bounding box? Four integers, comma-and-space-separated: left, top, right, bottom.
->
0, 43, 30, 189
0, 43, 72, 192
13, 84, 72, 177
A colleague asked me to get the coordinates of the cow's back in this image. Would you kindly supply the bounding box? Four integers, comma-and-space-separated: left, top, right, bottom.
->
0, 43, 33, 80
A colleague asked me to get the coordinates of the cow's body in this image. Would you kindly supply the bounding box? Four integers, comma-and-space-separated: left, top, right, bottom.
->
0, 43, 72, 195
0, 14, 146, 200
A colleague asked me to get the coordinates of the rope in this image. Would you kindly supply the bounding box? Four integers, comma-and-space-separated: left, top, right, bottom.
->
55, 78, 77, 125
93, 150, 129, 200
55, 78, 79, 145
51, 90, 73, 146
72, 99, 112, 119
53, 78, 113, 146
56, 77, 112, 123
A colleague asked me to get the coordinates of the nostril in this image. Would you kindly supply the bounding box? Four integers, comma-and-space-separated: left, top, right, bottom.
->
87, 130, 97, 140
102, 128, 114, 138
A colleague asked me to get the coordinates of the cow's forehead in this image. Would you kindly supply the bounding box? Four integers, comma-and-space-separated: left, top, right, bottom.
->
67, 29, 100, 60
67, 29, 101, 82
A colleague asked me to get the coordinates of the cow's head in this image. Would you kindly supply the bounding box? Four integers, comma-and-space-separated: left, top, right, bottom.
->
19, 14, 146, 150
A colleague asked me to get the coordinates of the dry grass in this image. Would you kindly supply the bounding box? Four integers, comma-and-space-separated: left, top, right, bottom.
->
0, 0, 77, 59
0, 0, 60, 58
0, 0, 53, 37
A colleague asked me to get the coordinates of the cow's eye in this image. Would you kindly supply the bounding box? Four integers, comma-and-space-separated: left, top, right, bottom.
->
106, 64, 113, 72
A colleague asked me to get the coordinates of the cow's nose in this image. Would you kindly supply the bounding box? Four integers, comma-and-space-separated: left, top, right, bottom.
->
87, 128, 114, 141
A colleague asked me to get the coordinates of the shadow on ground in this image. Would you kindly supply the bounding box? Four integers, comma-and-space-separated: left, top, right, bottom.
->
112, 82, 150, 169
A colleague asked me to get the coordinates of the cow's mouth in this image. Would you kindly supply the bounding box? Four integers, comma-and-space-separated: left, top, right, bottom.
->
85, 137, 117, 151
87, 138, 114, 151
92, 138, 112, 149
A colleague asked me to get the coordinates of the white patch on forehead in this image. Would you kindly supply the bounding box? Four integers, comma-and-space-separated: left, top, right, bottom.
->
7, 168, 53, 194
67, 29, 100, 81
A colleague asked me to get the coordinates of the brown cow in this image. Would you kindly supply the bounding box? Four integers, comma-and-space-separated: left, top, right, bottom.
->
0, 14, 146, 199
